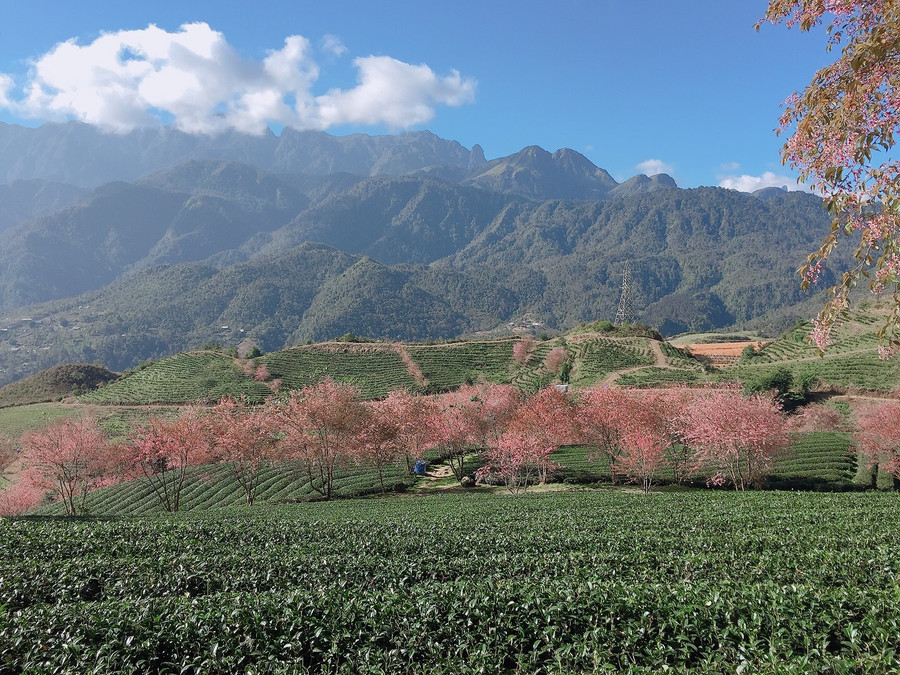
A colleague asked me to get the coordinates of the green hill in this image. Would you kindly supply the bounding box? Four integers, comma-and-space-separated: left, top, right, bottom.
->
719, 305, 900, 392
0, 364, 118, 408
76, 331, 699, 406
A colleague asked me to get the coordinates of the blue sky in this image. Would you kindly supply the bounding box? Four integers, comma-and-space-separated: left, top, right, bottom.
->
0, 0, 832, 190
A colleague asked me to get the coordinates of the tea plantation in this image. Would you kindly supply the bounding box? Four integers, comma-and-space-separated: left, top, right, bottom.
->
3, 491, 900, 672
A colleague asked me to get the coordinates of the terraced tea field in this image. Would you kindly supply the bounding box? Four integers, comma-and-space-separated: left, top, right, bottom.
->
550, 430, 856, 489
262, 344, 420, 398
31, 461, 416, 517
3, 491, 900, 672
80, 352, 272, 405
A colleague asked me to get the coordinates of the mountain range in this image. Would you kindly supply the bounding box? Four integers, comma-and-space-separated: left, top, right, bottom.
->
0, 122, 836, 387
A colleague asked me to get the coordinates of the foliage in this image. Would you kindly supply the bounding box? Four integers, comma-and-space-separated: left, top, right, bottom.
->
272, 378, 367, 500
679, 391, 792, 490
129, 408, 215, 512
762, 1, 900, 352
18, 417, 112, 516
4, 492, 900, 671
854, 400, 900, 479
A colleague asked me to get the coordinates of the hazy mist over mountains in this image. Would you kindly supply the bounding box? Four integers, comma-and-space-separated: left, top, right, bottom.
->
0, 121, 830, 386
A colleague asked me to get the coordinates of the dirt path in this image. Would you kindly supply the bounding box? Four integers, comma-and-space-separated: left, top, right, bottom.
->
598, 340, 675, 387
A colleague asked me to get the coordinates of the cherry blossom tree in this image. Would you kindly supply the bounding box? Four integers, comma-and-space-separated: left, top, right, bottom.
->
577, 387, 631, 482
761, 2, 900, 353
271, 378, 366, 500
544, 346, 568, 374
854, 400, 900, 478
356, 399, 403, 493
380, 389, 438, 473
209, 397, 279, 506
679, 391, 791, 490
431, 384, 520, 482
613, 431, 668, 494
429, 389, 482, 482
509, 386, 575, 483
476, 387, 574, 491
789, 403, 848, 432
513, 338, 536, 367
0, 481, 44, 517
19, 417, 111, 516
477, 431, 552, 494
578, 388, 676, 491
131, 408, 214, 512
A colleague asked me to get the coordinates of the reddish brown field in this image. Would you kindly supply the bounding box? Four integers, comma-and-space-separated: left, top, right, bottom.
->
684, 341, 765, 366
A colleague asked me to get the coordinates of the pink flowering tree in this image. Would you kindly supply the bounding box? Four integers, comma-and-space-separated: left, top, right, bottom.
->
578, 388, 677, 491
430, 383, 521, 483
0, 481, 43, 517
429, 389, 482, 482
513, 337, 536, 367
271, 378, 366, 500
477, 387, 574, 491
209, 397, 280, 506
612, 391, 678, 492
854, 400, 900, 478
477, 432, 552, 494
789, 403, 848, 432
613, 431, 669, 494
576, 387, 631, 482
761, 2, 900, 354
379, 389, 439, 473
679, 391, 791, 490
131, 408, 214, 512
544, 346, 568, 374
19, 417, 112, 516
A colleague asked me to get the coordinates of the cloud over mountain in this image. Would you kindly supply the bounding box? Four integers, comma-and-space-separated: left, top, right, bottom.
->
717, 171, 803, 193
0, 22, 476, 135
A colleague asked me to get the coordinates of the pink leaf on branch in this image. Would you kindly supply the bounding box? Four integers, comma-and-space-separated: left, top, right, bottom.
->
761, 1, 900, 353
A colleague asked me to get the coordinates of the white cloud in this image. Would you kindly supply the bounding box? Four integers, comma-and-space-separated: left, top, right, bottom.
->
315, 56, 475, 129
717, 171, 806, 193
0, 22, 476, 135
636, 158, 674, 176
320, 34, 347, 57
719, 161, 740, 172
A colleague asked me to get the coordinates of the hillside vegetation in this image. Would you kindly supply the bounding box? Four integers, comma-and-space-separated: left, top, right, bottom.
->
7, 492, 900, 671
0, 142, 851, 387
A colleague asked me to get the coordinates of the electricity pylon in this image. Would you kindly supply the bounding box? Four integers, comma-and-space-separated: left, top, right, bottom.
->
614, 261, 634, 326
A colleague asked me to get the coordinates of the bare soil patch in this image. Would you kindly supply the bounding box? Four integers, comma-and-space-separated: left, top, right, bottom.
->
684, 341, 765, 366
